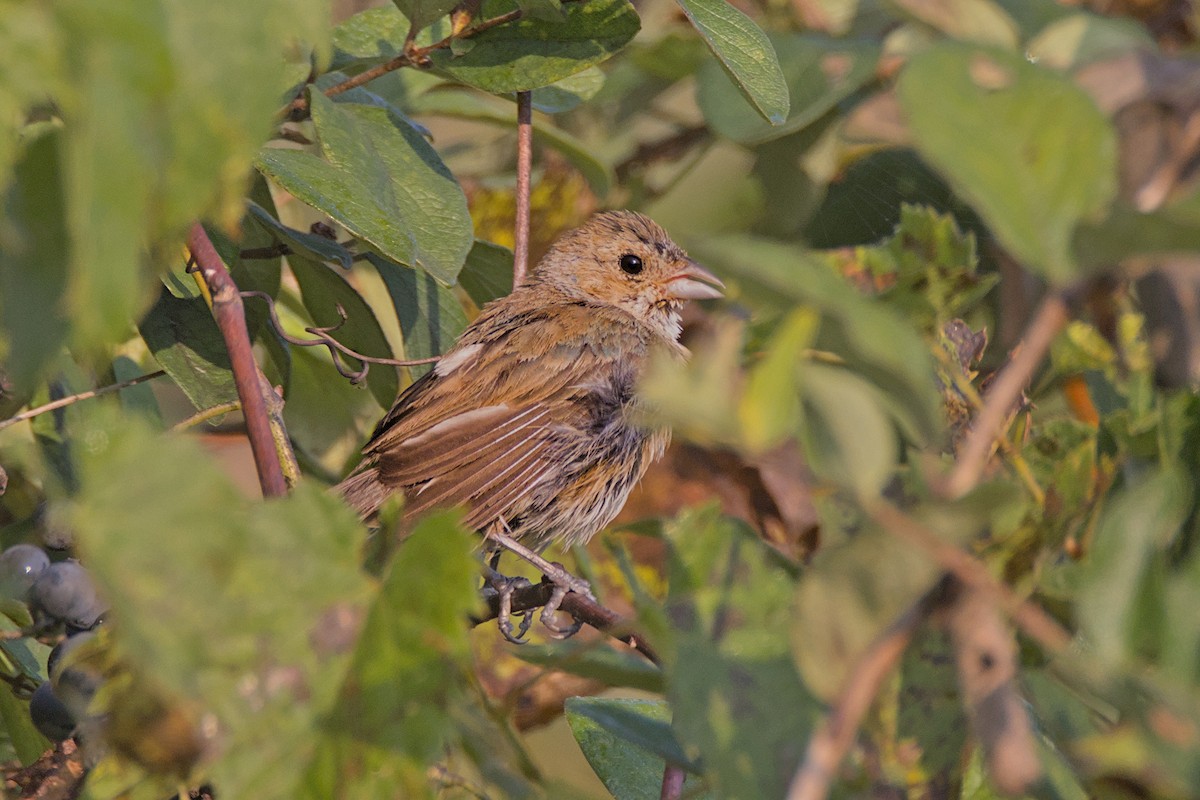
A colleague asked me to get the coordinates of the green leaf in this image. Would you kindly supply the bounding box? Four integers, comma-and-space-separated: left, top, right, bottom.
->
662, 509, 817, 799
696, 35, 878, 145
691, 235, 943, 443
369, 254, 469, 378
245, 202, 354, 270
1073, 192, 1200, 269
515, 642, 665, 692
226, 177, 286, 348
330, 511, 478, 757
1078, 469, 1190, 667
567, 698, 713, 800
0, 6, 65, 191
138, 290, 238, 413
0, 127, 69, 393
565, 696, 696, 770
792, 526, 939, 701
675, 0, 788, 125
282, 344, 381, 471
898, 44, 1117, 283
257, 93, 471, 285
799, 363, 897, 498
1026, 12, 1152, 70
389, 0, 460, 36
738, 308, 818, 452
289, 256, 399, 410
0, 676, 48, 764
457, 240, 514, 306
408, 87, 614, 196
71, 418, 372, 799
896, 626, 968, 790
530, 66, 606, 113
429, 0, 641, 93
54, 0, 328, 352
112, 355, 163, 426
639, 316, 745, 447
332, 6, 410, 64
890, 0, 1018, 47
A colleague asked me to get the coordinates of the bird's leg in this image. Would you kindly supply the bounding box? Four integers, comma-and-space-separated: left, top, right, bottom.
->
487, 527, 592, 638
483, 564, 534, 644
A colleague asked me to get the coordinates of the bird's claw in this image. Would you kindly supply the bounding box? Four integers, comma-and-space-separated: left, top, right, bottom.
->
539, 584, 584, 639
536, 563, 590, 639
490, 573, 534, 644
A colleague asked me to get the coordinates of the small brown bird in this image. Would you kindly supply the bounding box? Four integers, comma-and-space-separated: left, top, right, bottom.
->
338, 210, 722, 637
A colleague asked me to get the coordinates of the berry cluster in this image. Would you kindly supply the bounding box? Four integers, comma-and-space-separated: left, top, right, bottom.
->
0, 544, 107, 743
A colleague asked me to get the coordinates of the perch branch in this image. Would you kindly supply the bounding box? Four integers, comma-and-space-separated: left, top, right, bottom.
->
470, 578, 660, 665
240, 291, 440, 385
0, 371, 166, 433
186, 224, 289, 498
513, 90, 533, 286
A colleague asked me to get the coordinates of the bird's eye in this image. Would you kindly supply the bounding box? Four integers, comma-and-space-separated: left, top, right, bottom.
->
619, 254, 643, 275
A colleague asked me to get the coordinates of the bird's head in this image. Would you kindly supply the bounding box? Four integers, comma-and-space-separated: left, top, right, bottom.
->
533, 210, 723, 338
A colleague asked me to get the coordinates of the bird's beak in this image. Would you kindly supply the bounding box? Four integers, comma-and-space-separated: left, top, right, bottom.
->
664, 259, 724, 301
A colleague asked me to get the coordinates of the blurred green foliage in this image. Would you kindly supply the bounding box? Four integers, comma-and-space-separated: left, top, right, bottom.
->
2, 0, 1200, 797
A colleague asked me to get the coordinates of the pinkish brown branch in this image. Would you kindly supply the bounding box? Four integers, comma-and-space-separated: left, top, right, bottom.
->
187, 224, 289, 498
513, 91, 533, 286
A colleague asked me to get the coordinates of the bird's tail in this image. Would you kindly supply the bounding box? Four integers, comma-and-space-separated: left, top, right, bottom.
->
336, 466, 390, 521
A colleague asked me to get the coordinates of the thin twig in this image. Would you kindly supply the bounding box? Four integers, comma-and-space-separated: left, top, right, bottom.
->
170, 401, 242, 432
946, 588, 1042, 796
187, 224, 289, 499
285, 7, 527, 119
945, 290, 1073, 498
787, 593, 932, 800
0, 371, 166, 433
869, 501, 1073, 653
513, 91, 533, 287
241, 291, 440, 385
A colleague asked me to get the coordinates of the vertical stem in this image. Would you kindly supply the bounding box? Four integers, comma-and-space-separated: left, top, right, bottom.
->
660, 764, 685, 800
513, 91, 533, 287
186, 223, 289, 499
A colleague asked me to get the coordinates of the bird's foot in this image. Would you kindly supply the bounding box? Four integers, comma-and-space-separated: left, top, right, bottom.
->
487, 529, 592, 639
484, 571, 534, 644
538, 563, 589, 639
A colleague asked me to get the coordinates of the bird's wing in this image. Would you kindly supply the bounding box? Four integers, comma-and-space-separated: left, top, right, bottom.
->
359, 339, 602, 527
341, 298, 659, 524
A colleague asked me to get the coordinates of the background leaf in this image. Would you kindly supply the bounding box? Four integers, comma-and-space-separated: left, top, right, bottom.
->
675, 0, 789, 125
258, 93, 472, 285
898, 44, 1117, 282
138, 291, 238, 413
0, 129, 69, 394
566, 698, 714, 800
696, 35, 878, 144
429, 0, 641, 92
